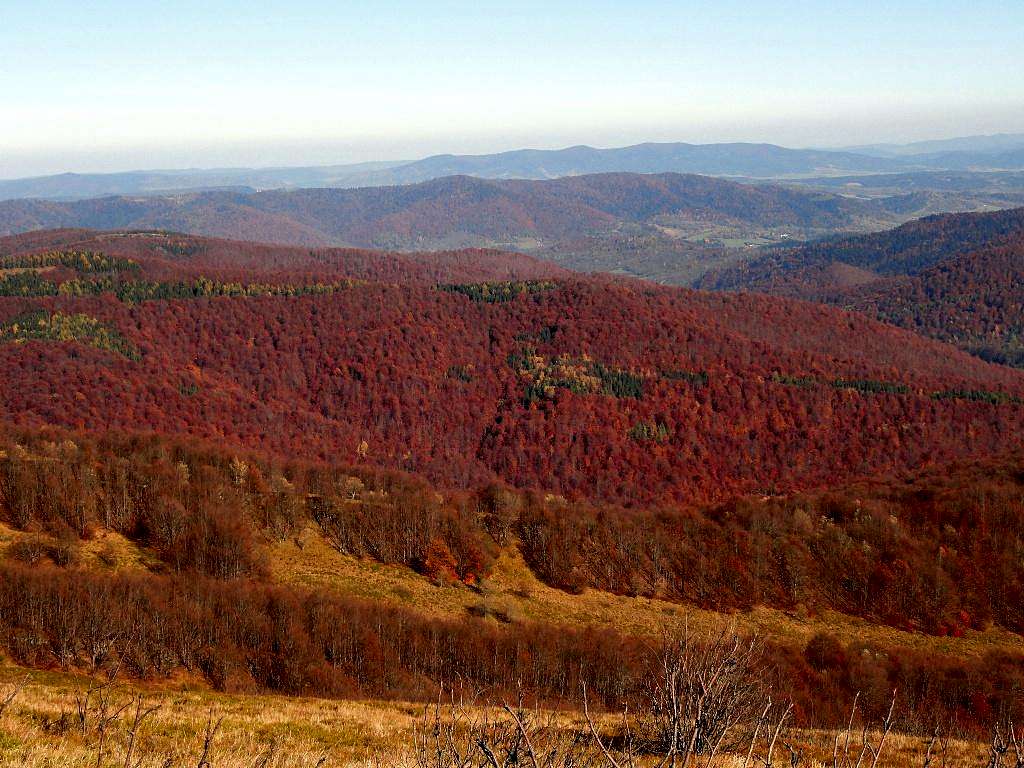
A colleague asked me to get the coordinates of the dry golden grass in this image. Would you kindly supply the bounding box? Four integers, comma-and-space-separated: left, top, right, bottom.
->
5, 521, 1020, 664
0, 522, 158, 573
2, 518, 1021, 695
0, 663, 994, 768
0, 663, 421, 767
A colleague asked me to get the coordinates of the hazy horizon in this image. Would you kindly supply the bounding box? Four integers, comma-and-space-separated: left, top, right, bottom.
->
7, 126, 1024, 182
4, 0, 1024, 178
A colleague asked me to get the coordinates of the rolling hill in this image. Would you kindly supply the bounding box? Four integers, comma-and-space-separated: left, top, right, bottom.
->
0, 171, 969, 290
697, 207, 1024, 365
0, 172, 909, 248
698, 207, 1024, 295
0, 228, 572, 284
824, 243, 1024, 367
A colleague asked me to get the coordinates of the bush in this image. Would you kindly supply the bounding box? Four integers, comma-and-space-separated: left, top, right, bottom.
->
47, 538, 80, 568
804, 632, 847, 671
6, 536, 48, 566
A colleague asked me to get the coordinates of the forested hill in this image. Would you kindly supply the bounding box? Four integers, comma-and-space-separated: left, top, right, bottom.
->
826, 242, 1024, 367
696, 208, 1024, 366
0, 172, 914, 249
2, 229, 1023, 506
697, 207, 1024, 295
0, 229, 573, 284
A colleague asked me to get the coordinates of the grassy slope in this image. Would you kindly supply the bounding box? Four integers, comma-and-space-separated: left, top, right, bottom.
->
3, 520, 1022, 664
0, 523, 1013, 765
0, 663, 421, 767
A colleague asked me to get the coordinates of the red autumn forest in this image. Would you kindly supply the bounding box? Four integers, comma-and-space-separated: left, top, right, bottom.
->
2, 230, 1023, 507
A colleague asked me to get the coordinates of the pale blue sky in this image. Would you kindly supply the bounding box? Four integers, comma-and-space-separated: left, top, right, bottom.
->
2, 0, 1024, 177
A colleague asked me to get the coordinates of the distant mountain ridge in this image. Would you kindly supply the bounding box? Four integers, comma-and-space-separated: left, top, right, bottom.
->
365, 142, 905, 183
843, 132, 1024, 157
8, 135, 1024, 202
0, 141, 927, 201
0, 161, 406, 201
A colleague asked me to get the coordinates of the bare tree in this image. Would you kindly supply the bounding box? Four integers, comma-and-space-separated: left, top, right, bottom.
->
72, 677, 133, 768
746, 699, 794, 768
829, 690, 897, 768
196, 709, 223, 768
584, 626, 771, 768
412, 685, 601, 768
122, 695, 162, 768
921, 725, 951, 768
988, 721, 1024, 768
0, 674, 28, 718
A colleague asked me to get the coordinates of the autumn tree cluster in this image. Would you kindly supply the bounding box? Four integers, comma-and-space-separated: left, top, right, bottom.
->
2, 430, 1023, 636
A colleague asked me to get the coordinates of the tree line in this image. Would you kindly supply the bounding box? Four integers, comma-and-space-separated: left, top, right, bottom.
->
0, 562, 1022, 736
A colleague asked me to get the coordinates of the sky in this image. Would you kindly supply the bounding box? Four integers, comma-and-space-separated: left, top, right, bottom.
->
2, 0, 1024, 178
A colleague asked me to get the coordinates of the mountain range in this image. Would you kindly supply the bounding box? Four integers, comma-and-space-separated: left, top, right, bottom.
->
0, 172, 907, 242
841, 132, 1024, 157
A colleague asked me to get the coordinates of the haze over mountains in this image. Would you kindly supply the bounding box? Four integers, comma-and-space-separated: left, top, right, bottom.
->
844, 132, 1024, 157
4, 170, 1020, 287
5, 133, 1024, 201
